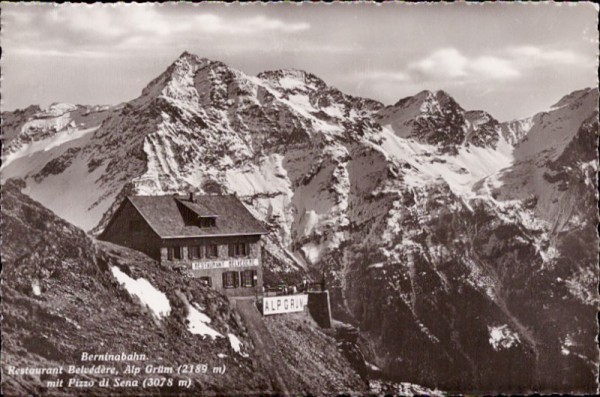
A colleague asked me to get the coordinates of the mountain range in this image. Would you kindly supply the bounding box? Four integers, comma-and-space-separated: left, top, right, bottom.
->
1, 51, 598, 393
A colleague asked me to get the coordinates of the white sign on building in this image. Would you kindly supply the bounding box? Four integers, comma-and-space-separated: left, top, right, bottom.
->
191, 258, 258, 270
263, 294, 309, 315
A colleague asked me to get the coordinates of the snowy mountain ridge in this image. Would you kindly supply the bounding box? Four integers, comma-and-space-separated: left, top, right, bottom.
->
375, 89, 505, 152
1, 103, 113, 160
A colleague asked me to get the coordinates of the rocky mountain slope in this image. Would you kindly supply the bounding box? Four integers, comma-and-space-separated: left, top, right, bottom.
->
499, 116, 533, 146
1, 179, 365, 396
1, 103, 114, 158
1, 52, 597, 393
376, 90, 503, 152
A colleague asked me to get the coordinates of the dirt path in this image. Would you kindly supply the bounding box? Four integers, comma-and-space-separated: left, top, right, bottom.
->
231, 298, 291, 396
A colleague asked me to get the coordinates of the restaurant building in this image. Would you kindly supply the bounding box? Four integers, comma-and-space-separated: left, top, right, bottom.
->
99, 193, 268, 297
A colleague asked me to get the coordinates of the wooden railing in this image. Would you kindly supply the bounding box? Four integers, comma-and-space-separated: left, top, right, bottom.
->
261, 282, 325, 297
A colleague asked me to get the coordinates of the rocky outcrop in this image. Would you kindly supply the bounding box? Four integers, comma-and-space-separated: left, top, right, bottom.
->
500, 117, 533, 146
376, 90, 503, 152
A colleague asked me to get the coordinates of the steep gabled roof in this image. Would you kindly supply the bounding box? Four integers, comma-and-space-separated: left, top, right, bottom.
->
126, 194, 268, 239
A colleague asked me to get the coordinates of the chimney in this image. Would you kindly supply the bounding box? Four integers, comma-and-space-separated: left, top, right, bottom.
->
189, 192, 195, 203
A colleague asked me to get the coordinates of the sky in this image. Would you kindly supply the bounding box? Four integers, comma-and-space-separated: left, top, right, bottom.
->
1, 2, 598, 121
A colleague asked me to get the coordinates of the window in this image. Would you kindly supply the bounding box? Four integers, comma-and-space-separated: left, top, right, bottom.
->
188, 245, 202, 259
228, 243, 249, 257
222, 271, 239, 289
241, 270, 257, 288
169, 246, 183, 260
200, 217, 216, 228
199, 276, 212, 287
206, 244, 218, 259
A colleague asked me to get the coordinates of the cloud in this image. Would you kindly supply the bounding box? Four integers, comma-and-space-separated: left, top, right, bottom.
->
351, 70, 410, 83
507, 46, 586, 65
10, 48, 114, 59
344, 48, 521, 93
3, 5, 311, 58
207, 15, 310, 34
410, 48, 469, 79
407, 48, 520, 83
361, 44, 588, 89
49, 6, 309, 38
469, 56, 520, 79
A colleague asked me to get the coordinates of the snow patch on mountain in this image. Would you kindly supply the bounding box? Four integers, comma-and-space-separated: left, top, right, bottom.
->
369, 380, 444, 396
225, 154, 292, 196
560, 334, 576, 356
31, 280, 42, 296
380, 127, 513, 197
111, 266, 171, 319
227, 333, 249, 357
488, 324, 521, 350
279, 75, 308, 91
39, 103, 79, 116
2, 103, 113, 159
1, 126, 97, 168
1, 124, 118, 231
187, 302, 223, 340
564, 266, 600, 306
500, 117, 533, 145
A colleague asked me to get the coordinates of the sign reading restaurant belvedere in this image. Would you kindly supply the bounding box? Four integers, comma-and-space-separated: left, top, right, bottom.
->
191, 258, 259, 270
263, 294, 308, 315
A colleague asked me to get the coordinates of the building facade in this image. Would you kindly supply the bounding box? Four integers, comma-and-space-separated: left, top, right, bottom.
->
99, 193, 268, 297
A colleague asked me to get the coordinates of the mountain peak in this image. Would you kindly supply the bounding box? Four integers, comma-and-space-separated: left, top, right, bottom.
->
392, 89, 457, 109
550, 87, 598, 110
172, 51, 215, 69
174, 51, 218, 68
136, 52, 234, 104
378, 89, 503, 151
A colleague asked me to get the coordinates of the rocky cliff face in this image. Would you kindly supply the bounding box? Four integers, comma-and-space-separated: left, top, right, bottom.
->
1, 104, 113, 157
2, 52, 597, 393
500, 117, 533, 146
375, 90, 502, 153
